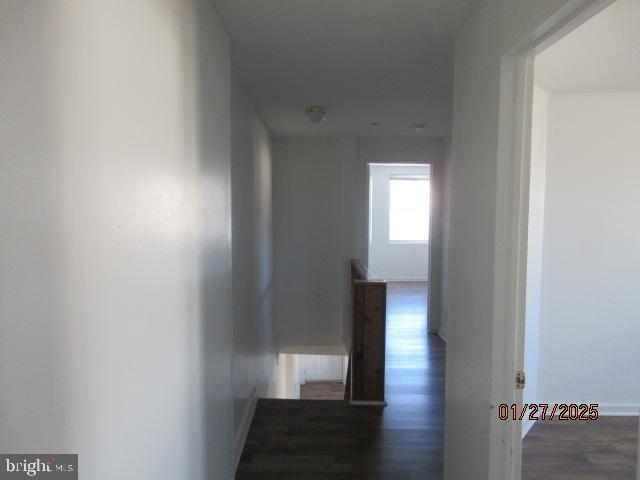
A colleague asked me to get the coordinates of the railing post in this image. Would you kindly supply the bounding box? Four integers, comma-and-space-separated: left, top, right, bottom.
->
349, 259, 387, 406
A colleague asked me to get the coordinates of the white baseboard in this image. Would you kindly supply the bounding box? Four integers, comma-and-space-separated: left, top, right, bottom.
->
234, 389, 258, 472
598, 403, 640, 416
279, 345, 347, 355
381, 277, 428, 282
522, 418, 536, 438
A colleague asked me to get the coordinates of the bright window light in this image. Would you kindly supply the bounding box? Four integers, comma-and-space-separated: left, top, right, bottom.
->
389, 176, 430, 242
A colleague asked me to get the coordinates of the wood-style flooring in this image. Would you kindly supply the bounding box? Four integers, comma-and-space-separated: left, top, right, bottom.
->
300, 381, 345, 400
522, 416, 639, 480
237, 281, 638, 479
236, 282, 445, 479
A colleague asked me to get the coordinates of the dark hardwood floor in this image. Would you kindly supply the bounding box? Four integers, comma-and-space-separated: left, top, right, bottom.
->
522, 416, 639, 480
236, 282, 445, 479
237, 282, 639, 479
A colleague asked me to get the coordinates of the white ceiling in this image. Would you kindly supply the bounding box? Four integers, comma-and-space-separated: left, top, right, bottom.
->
535, 0, 640, 93
211, 0, 481, 137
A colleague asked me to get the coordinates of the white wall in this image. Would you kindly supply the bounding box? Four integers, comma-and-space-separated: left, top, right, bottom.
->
522, 86, 549, 436
0, 2, 235, 479
445, 0, 587, 477
273, 137, 358, 348
230, 78, 277, 457
273, 136, 445, 350
536, 92, 640, 414
439, 135, 453, 341
303, 354, 345, 382
263, 353, 305, 400
368, 164, 430, 281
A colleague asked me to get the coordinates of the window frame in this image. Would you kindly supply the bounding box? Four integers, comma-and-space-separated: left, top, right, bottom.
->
387, 174, 431, 244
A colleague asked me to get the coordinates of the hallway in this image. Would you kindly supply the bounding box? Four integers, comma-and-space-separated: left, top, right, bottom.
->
236, 282, 446, 479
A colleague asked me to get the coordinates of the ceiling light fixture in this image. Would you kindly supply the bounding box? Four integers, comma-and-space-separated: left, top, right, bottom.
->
305, 106, 327, 123
413, 123, 426, 131
370, 122, 383, 127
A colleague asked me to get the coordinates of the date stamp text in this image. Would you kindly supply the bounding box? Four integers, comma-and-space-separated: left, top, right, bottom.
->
498, 403, 599, 421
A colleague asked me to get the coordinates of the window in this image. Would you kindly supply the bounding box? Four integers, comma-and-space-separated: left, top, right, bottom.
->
389, 176, 430, 242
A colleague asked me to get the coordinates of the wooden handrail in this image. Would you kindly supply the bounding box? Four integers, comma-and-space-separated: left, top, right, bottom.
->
347, 259, 387, 405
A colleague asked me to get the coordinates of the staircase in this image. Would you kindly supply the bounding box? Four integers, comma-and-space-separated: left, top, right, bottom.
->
236, 281, 445, 479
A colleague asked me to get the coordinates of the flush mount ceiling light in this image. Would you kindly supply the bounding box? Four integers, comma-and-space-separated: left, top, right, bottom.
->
305, 106, 327, 123
413, 123, 426, 131
370, 122, 383, 127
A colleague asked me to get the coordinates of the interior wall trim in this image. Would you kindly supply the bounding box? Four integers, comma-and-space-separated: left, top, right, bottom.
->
234, 388, 259, 472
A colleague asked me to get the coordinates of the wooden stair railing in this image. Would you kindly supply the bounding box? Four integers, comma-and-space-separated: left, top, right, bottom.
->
347, 259, 387, 406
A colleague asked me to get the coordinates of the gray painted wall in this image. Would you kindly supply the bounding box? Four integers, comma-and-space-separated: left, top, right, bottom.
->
273, 137, 357, 348
0, 1, 235, 478
445, 0, 588, 477
230, 77, 277, 450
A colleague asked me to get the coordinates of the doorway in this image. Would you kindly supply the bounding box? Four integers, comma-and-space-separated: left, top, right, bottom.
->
366, 161, 445, 476
497, 0, 640, 477
367, 162, 430, 285
521, 1, 640, 477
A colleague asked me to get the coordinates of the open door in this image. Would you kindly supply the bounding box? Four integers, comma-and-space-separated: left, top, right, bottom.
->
499, 1, 640, 478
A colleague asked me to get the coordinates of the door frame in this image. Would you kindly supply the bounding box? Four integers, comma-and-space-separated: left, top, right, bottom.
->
492, 1, 616, 478
365, 162, 436, 332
